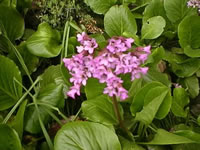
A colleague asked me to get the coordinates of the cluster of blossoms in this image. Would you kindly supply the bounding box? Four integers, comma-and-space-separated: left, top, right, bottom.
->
187, 0, 200, 12
63, 32, 151, 100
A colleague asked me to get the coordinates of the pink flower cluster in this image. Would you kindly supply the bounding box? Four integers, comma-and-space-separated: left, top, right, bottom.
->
63, 32, 151, 100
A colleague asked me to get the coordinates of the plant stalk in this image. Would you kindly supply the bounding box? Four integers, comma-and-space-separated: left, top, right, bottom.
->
112, 96, 134, 141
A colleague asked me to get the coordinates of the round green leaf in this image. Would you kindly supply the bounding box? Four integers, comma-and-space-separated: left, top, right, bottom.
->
54, 121, 121, 150
104, 5, 137, 37
178, 15, 200, 57
164, 0, 195, 23
0, 6, 24, 42
26, 23, 62, 58
0, 55, 22, 110
82, 95, 123, 125
84, 0, 117, 14
141, 16, 166, 39
0, 124, 21, 150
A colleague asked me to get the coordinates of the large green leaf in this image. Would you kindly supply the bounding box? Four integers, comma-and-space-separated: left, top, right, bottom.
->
0, 55, 22, 110
0, 124, 21, 150
135, 87, 169, 125
171, 88, 189, 118
173, 144, 200, 150
145, 129, 196, 145
164, 0, 195, 23
54, 121, 121, 150
26, 23, 62, 58
178, 16, 200, 57
82, 95, 123, 125
85, 78, 105, 100
24, 84, 64, 134
0, 6, 24, 42
142, 16, 166, 39
84, 0, 117, 14
104, 5, 137, 37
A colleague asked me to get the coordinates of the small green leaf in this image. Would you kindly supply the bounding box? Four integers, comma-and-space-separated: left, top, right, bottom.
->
0, 124, 21, 150
164, 0, 195, 23
171, 88, 189, 118
0, 6, 24, 42
26, 23, 62, 58
104, 5, 137, 37
142, 16, 166, 39
0, 55, 22, 110
119, 136, 145, 150
82, 95, 123, 125
84, 0, 117, 14
182, 76, 199, 99
54, 121, 121, 150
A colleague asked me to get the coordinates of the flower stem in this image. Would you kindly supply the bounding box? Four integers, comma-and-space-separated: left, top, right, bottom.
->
112, 96, 134, 141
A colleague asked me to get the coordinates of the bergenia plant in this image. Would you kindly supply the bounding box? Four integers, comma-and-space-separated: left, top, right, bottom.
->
63, 32, 151, 100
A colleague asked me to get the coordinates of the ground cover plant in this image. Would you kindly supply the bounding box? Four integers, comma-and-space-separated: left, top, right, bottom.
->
1, 0, 200, 149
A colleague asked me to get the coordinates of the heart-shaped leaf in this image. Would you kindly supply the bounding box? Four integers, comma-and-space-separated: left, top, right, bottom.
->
0, 124, 21, 150
104, 5, 137, 37
0, 55, 22, 110
141, 16, 166, 39
54, 121, 121, 150
84, 0, 117, 14
0, 6, 24, 42
26, 23, 62, 58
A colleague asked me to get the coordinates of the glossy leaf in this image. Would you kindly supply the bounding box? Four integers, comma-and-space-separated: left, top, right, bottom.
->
84, 0, 117, 14
119, 136, 145, 150
171, 88, 189, 118
0, 55, 22, 110
142, 16, 166, 39
54, 121, 121, 150
104, 5, 137, 37
0, 124, 21, 150
164, 0, 195, 23
82, 95, 123, 125
26, 23, 62, 58
0, 6, 24, 42
135, 87, 169, 125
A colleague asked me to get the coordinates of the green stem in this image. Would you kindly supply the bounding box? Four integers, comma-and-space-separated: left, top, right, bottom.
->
112, 96, 134, 141
3, 77, 41, 124
71, 108, 81, 121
